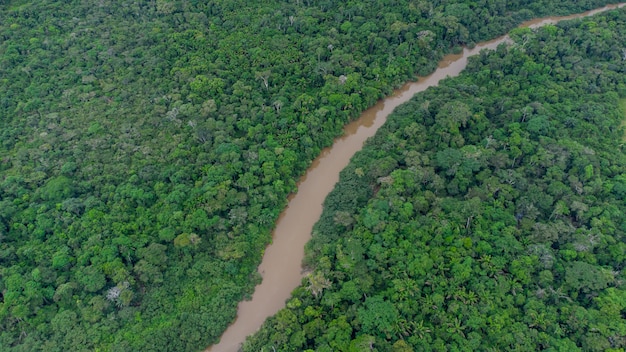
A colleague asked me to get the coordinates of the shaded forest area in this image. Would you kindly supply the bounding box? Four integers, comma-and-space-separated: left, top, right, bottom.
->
0, 0, 624, 351
244, 8, 626, 352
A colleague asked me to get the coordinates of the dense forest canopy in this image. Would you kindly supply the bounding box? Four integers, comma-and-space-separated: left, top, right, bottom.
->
244, 8, 626, 352
0, 0, 624, 351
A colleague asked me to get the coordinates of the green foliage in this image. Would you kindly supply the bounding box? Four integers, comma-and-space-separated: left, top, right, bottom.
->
244, 7, 626, 351
358, 296, 399, 338
2, 0, 625, 351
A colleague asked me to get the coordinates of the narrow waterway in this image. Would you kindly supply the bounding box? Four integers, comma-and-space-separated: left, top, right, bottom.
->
206, 3, 626, 351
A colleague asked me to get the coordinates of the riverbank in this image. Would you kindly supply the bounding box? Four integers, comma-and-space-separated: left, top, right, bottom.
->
241, 5, 626, 351
206, 4, 626, 352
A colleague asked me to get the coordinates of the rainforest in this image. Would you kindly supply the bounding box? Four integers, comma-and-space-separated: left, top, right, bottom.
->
0, 0, 625, 351
245, 8, 626, 352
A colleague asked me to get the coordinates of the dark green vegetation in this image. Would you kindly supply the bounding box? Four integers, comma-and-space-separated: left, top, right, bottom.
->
244, 8, 626, 352
620, 98, 626, 142
0, 0, 624, 351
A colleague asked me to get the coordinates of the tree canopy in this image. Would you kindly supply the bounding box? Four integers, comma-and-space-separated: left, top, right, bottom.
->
1, 0, 625, 350
244, 8, 626, 352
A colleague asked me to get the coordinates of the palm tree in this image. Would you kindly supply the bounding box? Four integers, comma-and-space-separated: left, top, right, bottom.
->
410, 320, 432, 339
446, 317, 467, 338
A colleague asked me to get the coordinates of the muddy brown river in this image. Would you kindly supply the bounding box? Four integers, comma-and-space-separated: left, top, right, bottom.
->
206, 3, 626, 351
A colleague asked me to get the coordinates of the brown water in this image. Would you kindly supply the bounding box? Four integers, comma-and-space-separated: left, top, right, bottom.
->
206, 4, 626, 352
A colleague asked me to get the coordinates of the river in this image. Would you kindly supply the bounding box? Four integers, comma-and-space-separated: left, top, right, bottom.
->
206, 3, 626, 351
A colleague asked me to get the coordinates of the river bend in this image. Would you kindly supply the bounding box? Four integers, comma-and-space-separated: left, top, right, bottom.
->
206, 3, 626, 351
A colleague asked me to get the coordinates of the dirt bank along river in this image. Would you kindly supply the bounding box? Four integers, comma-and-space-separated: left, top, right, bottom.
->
206, 3, 626, 351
